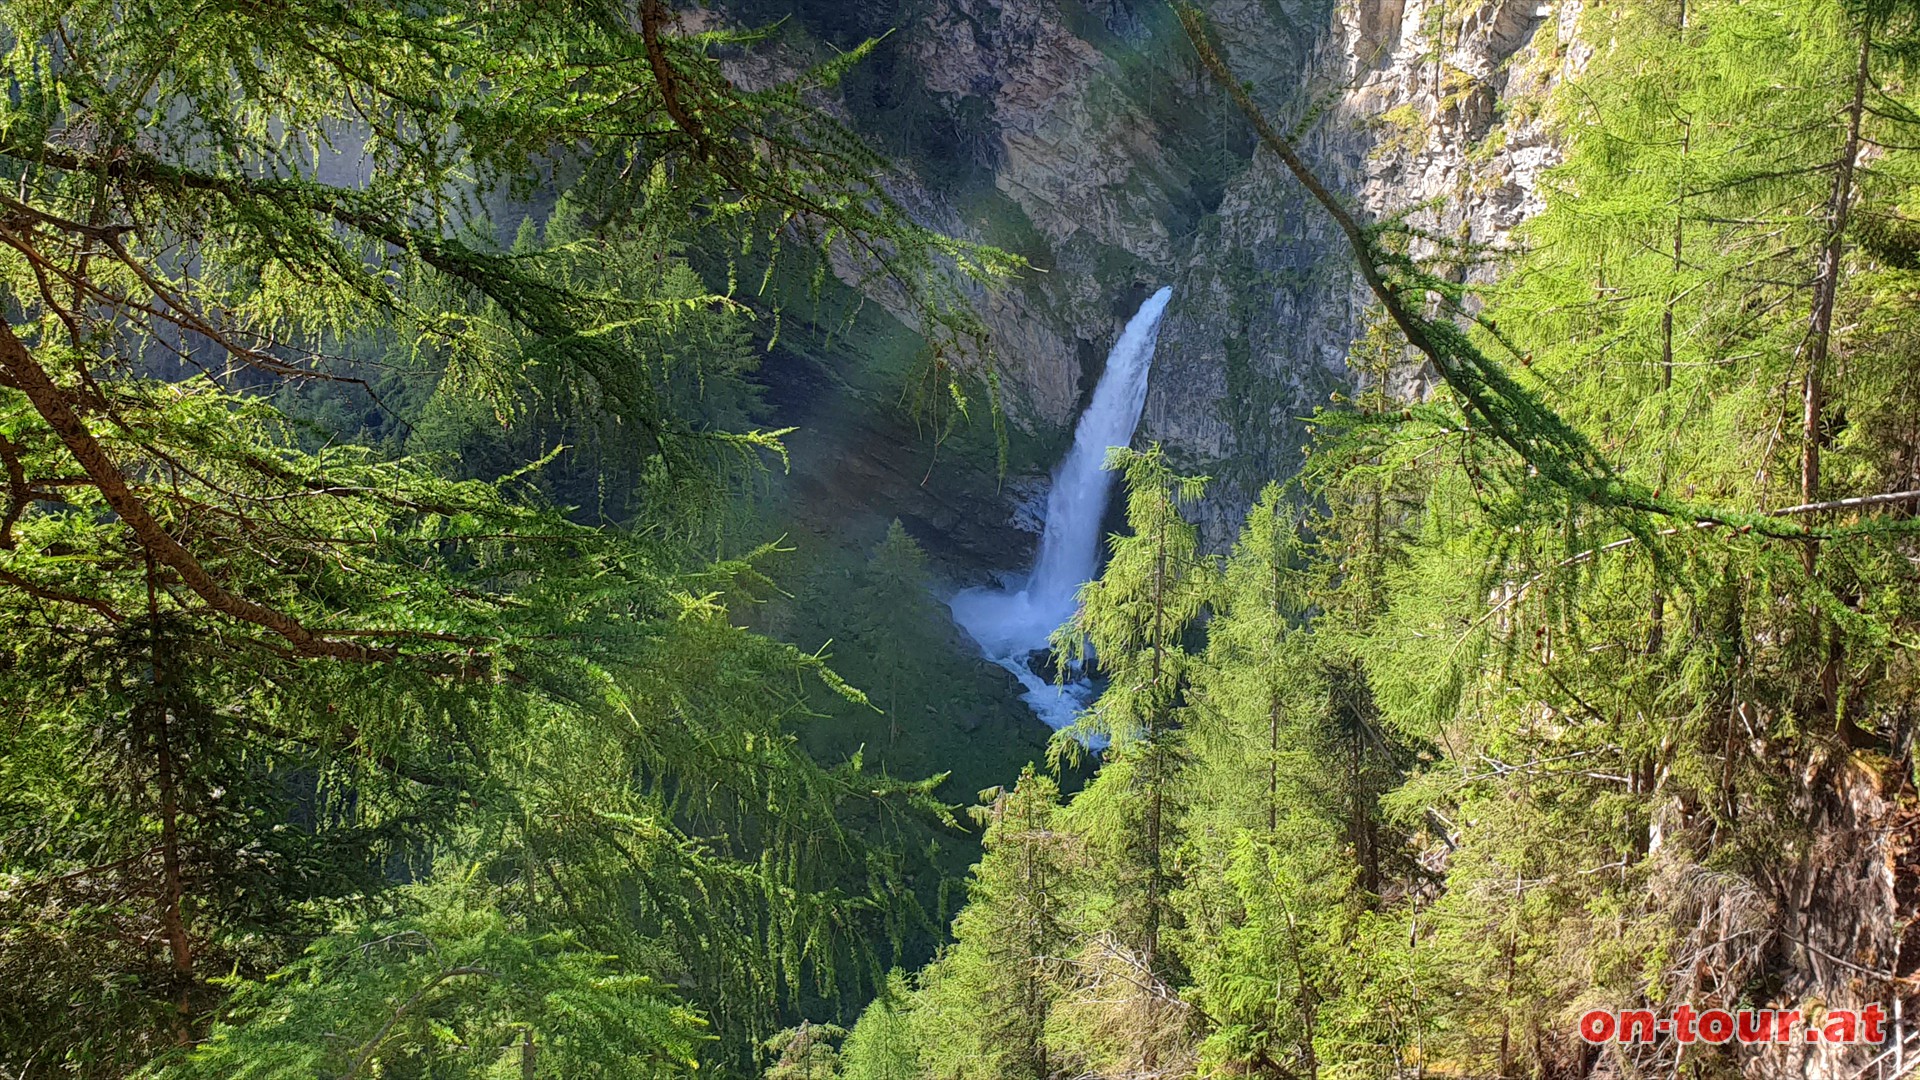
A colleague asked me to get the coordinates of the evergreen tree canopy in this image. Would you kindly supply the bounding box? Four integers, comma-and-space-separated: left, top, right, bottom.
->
0, 2, 1009, 1075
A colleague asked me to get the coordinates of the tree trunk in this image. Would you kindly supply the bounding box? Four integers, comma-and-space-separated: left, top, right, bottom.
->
1802, 27, 1872, 744
1268, 692, 1281, 837
1143, 511, 1168, 970
1651, 85, 1690, 654
1800, 27, 1870, 567
153, 700, 193, 1043
144, 571, 194, 1045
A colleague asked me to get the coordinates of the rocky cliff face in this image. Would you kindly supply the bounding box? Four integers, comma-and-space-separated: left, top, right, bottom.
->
845, 0, 1248, 433
1159, 0, 1586, 537
737, 0, 1586, 541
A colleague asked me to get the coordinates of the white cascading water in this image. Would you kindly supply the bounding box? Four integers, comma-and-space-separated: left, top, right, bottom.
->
949, 286, 1174, 728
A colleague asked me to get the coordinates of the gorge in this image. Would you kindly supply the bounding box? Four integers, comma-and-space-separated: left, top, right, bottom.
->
3, 2, 1918, 1079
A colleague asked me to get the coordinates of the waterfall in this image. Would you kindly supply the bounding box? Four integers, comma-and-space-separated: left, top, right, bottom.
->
949, 285, 1174, 728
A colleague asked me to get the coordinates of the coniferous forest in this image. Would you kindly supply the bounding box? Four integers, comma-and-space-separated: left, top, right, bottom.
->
3, 0, 1920, 1077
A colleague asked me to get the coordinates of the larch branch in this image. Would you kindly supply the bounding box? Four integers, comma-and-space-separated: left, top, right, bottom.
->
0, 320, 393, 662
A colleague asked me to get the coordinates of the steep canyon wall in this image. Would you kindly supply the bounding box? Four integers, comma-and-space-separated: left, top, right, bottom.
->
738, 0, 1584, 541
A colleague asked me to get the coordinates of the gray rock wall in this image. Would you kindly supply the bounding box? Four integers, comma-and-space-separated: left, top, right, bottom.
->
763, 0, 1582, 540
720, 0, 1584, 541
1150, 0, 1586, 536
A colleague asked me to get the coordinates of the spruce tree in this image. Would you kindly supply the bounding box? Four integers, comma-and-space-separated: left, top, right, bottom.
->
912, 766, 1074, 1080
1176, 488, 1349, 1078
1039, 446, 1212, 1077
1053, 446, 1212, 969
